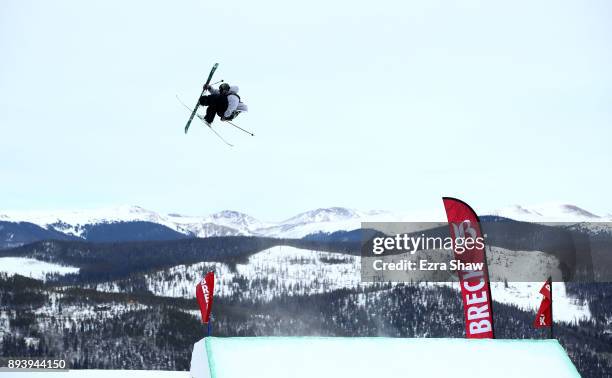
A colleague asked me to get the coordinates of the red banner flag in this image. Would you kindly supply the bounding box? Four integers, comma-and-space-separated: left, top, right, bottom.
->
196, 271, 215, 324
442, 197, 495, 339
534, 278, 552, 329
539, 278, 552, 300
534, 298, 552, 328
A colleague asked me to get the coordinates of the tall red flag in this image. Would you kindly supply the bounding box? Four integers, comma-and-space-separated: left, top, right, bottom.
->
534, 278, 552, 329
196, 271, 215, 324
442, 197, 495, 339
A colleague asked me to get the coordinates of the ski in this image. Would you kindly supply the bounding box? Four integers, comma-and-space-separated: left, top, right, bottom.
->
184, 63, 219, 134
177, 95, 234, 147
197, 114, 234, 147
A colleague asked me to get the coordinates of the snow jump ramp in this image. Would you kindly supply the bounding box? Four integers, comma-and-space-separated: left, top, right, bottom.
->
190, 337, 579, 378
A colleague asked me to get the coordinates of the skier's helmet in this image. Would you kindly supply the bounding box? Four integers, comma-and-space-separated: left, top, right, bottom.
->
219, 83, 231, 93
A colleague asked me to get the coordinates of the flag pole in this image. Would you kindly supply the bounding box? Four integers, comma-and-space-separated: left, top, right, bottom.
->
204, 316, 215, 377
204, 323, 215, 378
550, 277, 554, 339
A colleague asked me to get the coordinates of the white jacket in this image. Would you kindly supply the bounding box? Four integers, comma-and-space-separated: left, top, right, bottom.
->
209, 85, 248, 117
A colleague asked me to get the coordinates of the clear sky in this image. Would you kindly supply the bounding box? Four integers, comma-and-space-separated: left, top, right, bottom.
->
1, 0, 611, 220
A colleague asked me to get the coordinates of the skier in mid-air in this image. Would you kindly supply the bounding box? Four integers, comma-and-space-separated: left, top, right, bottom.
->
183, 63, 254, 143
199, 83, 248, 126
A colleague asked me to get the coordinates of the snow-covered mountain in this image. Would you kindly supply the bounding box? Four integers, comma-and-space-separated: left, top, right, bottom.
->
1, 203, 610, 244
488, 203, 609, 223
256, 208, 382, 238
1, 206, 172, 237
0, 206, 387, 240
0, 206, 258, 239
166, 210, 264, 237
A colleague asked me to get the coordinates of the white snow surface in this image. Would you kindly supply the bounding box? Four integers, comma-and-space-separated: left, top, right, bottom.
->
0, 257, 79, 279
190, 337, 579, 378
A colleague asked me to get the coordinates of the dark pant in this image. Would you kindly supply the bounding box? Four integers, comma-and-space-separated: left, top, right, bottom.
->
204, 106, 223, 124
199, 95, 228, 124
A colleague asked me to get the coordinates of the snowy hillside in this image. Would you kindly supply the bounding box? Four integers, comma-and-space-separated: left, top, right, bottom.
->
0, 257, 79, 280
91, 246, 590, 323
94, 246, 362, 301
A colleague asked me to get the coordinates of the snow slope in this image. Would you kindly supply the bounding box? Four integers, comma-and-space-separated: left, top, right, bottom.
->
98, 246, 362, 301
0, 257, 79, 280
0, 337, 580, 377
190, 337, 579, 378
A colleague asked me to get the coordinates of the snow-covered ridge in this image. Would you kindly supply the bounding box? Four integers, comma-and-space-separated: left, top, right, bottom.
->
489, 203, 609, 223
1, 203, 610, 240
0, 206, 264, 238
0, 206, 404, 239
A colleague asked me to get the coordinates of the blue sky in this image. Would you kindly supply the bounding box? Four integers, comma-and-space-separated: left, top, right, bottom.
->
1, 0, 611, 220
